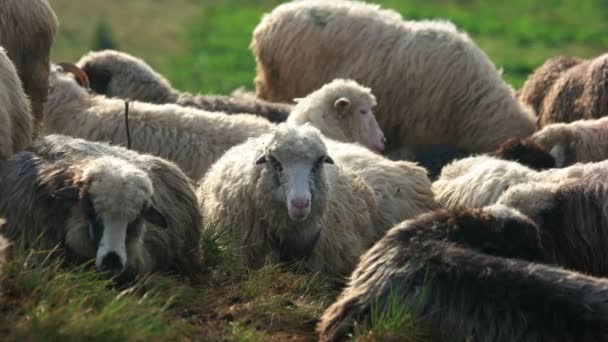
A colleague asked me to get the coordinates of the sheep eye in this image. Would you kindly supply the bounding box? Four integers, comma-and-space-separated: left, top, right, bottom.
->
268, 155, 283, 172
360, 109, 367, 115
312, 156, 325, 172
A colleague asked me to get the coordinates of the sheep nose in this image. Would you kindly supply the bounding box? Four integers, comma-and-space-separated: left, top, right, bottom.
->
291, 198, 310, 209
99, 252, 124, 274
381, 136, 387, 144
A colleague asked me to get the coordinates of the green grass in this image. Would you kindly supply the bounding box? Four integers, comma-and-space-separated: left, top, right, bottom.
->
0, 247, 194, 341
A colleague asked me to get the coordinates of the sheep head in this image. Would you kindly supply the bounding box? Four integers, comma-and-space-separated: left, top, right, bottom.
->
291, 79, 386, 152
44, 156, 166, 280
254, 124, 333, 222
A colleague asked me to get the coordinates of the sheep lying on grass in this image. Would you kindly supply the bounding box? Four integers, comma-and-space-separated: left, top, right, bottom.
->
317, 204, 608, 341
432, 155, 608, 208
325, 139, 437, 233
44, 66, 386, 179
0, 135, 202, 283
77, 49, 292, 123
0, 47, 32, 165
198, 124, 377, 275
251, 0, 536, 153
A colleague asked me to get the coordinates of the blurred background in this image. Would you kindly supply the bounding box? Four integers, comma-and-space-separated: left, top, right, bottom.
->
50, 0, 608, 94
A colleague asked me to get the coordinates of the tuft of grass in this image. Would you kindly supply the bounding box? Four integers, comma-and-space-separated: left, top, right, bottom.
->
354, 286, 430, 342
0, 247, 193, 341
231, 320, 264, 342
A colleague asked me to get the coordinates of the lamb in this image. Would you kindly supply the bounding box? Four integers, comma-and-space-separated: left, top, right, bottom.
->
498, 117, 608, 168
535, 53, 608, 127
76, 49, 292, 123
0, 134, 202, 283
0, 47, 33, 164
198, 124, 377, 275
518, 55, 583, 117
324, 138, 437, 233
317, 205, 608, 341
0, 0, 58, 136
44, 66, 386, 179
251, 0, 536, 154
433, 155, 608, 208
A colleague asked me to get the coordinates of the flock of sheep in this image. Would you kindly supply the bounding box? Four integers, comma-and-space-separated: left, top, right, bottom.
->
2, 0, 608, 340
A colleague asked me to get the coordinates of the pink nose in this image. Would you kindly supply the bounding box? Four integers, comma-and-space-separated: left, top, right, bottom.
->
291, 198, 310, 209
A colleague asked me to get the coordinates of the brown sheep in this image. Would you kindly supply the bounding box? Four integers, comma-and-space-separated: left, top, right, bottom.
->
0, 0, 58, 136
518, 55, 583, 117
0, 134, 203, 284
317, 203, 608, 341
76, 49, 292, 123
0, 46, 33, 165
536, 53, 608, 127
251, 0, 536, 154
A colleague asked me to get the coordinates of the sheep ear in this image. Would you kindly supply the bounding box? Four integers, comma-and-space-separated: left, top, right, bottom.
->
334, 97, 351, 113
549, 144, 566, 167
324, 155, 335, 164
255, 154, 267, 165
143, 207, 168, 228
51, 186, 81, 201
57, 62, 91, 89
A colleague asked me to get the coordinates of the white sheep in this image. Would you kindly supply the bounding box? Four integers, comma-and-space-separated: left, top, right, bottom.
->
198, 124, 377, 275
44, 67, 386, 179
433, 155, 608, 208
251, 0, 536, 154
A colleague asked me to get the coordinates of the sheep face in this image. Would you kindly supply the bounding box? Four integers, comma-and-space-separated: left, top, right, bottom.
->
291, 79, 386, 152
56, 157, 166, 278
255, 125, 333, 222
334, 95, 386, 153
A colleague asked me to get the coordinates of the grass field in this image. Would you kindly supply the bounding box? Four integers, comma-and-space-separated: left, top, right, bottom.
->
3, 0, 607, 340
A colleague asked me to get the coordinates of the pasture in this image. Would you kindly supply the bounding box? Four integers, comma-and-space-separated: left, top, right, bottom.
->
0, 0, 606, 340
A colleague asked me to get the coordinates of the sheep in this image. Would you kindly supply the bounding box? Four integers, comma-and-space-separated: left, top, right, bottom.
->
76, 49, 292, 123
317, 205, 608, 342
198, 124, 377, 275
251, 0, 536, 154
496, 179, 608, 276
0, 46, 33, 164
400, 138, 556, 182
288, 79, 386, 152
536, 53, 608, 127
44, 66, 387, 179
324, 138, 437, 234
498, 117, 608, 168
518, 55, 583, 117
0, 134, 203, 283
433, 155, 608, 208
0, 0, 58, 136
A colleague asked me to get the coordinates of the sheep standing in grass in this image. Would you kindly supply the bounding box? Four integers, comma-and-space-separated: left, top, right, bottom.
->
317, 204, 608, 341
0, 47, 33, 164
533, 53, 608, 127
498, 117, 608, 167
198, 124, 377, 275
44, 67, 386, 179
518, 55, 583, 117
325, 139, 437, 233
76, 49, 292, 123
251, 0, 536, 153
0, 135, 202, 283
0, 0, 58, 136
